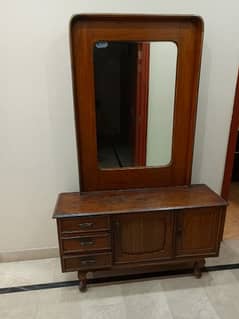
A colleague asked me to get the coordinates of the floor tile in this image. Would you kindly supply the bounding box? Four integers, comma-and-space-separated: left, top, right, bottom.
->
1, 271, 239, 319
161, 275, 220, 319
0, 290, 39, 319
121, 279, 173, 319
206, 239, 239, 266
202, 271, 239, 319
0, 258, 56, 288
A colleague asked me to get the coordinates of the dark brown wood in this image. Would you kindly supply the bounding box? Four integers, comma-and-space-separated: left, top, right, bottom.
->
175, 207, 225, 257
78, 271, 87, 292
53, 15, 228, 292
221, 70, 239, 200
70, 14, 204, 191
91, 259, 197, 278
218, 203, 227, 243
134, 43, 150, 166
53, 184, 227, 218
59, 216, 110, 233
54, 184, 226, 292
61, 233, 111, 254
109, 257, 206, 272
112, 211, 173, 264
193, 259, 205, 278
63, 253, 112, 272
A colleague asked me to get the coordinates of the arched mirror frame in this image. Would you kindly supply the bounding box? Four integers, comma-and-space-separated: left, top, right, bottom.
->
70, 14, 204, 191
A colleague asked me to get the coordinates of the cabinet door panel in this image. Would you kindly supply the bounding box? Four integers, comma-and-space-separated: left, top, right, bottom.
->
113, 212, 173, 264
176, 207, 224, 257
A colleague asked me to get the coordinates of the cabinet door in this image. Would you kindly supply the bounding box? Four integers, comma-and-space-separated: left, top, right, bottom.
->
112, 212, 173, 264
176, 207, 225, 258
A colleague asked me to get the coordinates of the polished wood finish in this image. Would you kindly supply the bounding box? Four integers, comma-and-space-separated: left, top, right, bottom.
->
61, 233, 111, 254
222, 70, 239, 200
175, 207, 224, 257
53, 184, 226, 218
59, 216, 110, 233
113, 212, 174, 264
63, 252, 112, 272
134, 43, 150, 166
70, 14, 204, 191
54, 14, 227, 291
54, 185, 226, 290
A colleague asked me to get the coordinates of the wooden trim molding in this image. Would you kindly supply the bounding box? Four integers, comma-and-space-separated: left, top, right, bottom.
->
221, 70, 239, 200
134, 43, 150, 166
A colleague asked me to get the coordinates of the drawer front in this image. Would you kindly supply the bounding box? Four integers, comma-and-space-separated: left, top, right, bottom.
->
63, 253, 112, 271
62, 233, 111, 254
60, 216, 110, 234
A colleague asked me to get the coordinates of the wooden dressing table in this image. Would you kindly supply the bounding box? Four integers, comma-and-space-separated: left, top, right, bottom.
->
53, 14, 227, 291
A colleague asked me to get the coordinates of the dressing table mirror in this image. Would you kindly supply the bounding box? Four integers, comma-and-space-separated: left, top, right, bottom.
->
94, 40, 177, 169
53, 14, 227, 292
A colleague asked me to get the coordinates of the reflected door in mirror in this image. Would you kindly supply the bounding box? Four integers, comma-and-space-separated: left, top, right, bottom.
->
93, 41, 177, 169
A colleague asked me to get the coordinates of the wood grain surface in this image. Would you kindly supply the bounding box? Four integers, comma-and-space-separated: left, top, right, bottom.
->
53, 184, 227, 218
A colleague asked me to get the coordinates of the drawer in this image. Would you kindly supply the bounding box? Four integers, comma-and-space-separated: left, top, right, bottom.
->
63, 253, 112, 271
60, 216, 110, 234
61, 233, 111, 254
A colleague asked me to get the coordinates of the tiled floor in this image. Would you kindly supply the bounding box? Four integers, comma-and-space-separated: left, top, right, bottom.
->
224, 182, 239, 240
1, 240, 239, 318
0, 240, 239, 289
2, 269, 239, 318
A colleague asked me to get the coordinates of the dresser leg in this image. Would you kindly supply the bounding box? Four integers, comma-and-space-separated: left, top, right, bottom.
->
78, 271, 87, 292
193, 259, 205, 278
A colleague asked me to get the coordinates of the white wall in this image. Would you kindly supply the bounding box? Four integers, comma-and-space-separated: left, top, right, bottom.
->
0, 0, 239, 254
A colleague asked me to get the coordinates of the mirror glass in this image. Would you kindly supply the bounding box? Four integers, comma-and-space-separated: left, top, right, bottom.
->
93, 41, 177, 169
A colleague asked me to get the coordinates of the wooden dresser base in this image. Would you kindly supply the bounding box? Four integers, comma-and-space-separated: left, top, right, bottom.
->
53, 185, 227, 292
78, 271, 88, 292
77, 258, 206, 292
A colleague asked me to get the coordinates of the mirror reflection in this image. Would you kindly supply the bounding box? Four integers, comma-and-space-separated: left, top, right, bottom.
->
93, 41, 177, 169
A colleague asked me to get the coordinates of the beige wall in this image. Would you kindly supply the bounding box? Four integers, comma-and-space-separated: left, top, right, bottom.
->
0, 1, 239, 257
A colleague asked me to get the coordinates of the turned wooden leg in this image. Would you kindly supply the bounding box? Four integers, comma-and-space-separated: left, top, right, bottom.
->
78, 271, 88, 292
193, 259, 205, 278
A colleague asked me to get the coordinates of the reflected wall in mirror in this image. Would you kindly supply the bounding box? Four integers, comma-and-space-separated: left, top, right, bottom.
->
93, 41, 177, 169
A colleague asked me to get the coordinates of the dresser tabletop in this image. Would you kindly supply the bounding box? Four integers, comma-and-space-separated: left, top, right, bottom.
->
53, 184, 227, 218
